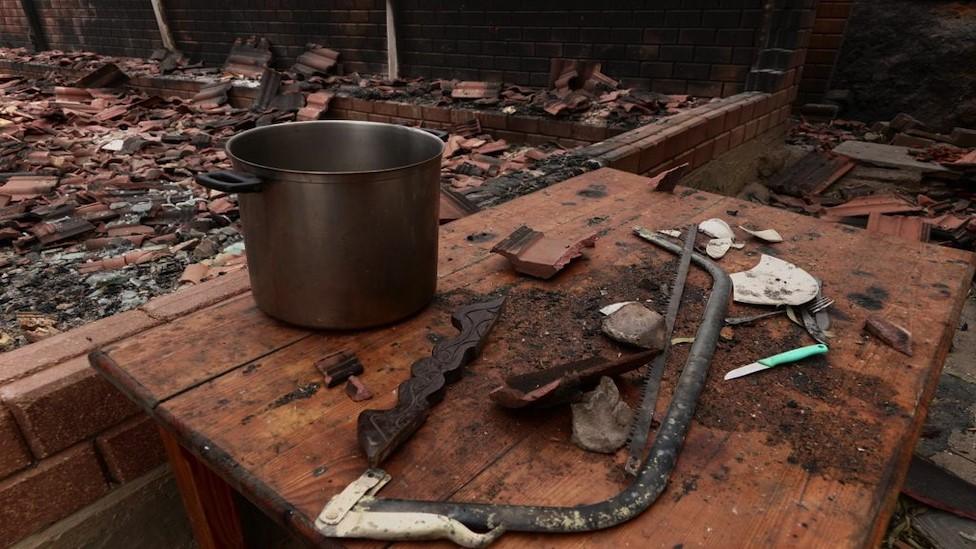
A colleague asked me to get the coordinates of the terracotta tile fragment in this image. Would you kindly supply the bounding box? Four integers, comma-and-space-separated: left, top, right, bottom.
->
491, 225, 598, 279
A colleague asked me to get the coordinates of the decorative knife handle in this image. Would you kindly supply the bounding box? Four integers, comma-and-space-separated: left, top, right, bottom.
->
357, 296, 506, 467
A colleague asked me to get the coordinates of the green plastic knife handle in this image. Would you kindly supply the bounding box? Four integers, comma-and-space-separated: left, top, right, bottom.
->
757, 344, 829, 367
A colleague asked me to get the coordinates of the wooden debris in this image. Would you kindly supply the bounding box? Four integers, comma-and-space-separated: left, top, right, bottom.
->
864, 315, 913, 356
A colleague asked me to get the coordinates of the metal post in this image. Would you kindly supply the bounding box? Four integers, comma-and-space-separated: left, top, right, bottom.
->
150, 0, 176, 51
385, 0, 398, 80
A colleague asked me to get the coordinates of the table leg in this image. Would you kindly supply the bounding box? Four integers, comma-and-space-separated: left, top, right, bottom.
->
160, 427, 246, 549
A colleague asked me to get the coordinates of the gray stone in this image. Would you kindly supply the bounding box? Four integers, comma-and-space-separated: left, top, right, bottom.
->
571, 377, 633, 454
601, 302, 667, 350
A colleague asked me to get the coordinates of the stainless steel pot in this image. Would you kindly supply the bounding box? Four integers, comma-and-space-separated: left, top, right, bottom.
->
196, 121, 444, 329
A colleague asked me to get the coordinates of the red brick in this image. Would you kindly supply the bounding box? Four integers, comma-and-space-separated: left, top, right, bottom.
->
140, 269, 249, 322
494, 130, 528, 144
710, 64, 747, 82
367, 113, 392, 123
813, 18, 847, 35
372, 101, 398, 116
818, 2, 853, 17
330, 96, 353, 111
692, 139, 715, 169
673, 149, 694, 170
1, 357, 139, 458
0, 309, 161, 386
803, 64, 833, 80
804, 49, 836, 65
609, 150, 640, 173
808, 34, 843, 50
713, 131, 731, 157
687, 81, 723, 97
538, 118, 573, 139
758, 113, 771, 135
684, 117, 708, 149
723, 102, 743, 132
508, 115, 540, 134
637, 137, 666, 174
421, 105, 451, 123
571, 123, 608, 143
744, 119, 758, 141
350, 98, 373, 113
721, 82, 743, 98
730, 125, 745, 148
0, 443, 109, 545
346, 110, 369, 121
0, 405, 31, 478
396, 103, 423, 120
704, 110, 726, 139
650, 79, 688, 95
96, 415, 165, 483
475, 111, 507, 130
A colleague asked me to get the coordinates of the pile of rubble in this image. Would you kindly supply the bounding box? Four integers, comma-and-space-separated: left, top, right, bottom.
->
0, 68, 250, 349
755, 113, 976, 248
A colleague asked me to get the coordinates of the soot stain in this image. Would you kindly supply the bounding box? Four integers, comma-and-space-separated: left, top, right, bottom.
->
847, 286, 889, 310
466, 231, 496, 243
578, 184, 607, 198
267, 382, 321, 410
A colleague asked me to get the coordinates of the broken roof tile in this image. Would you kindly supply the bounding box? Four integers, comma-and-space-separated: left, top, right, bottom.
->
292, 44, 340, 77
451, 81, 500, 100
223, 36, 272, 78
491, 225, 597, 279
73, 63, 129, 88
296, 91, 333, 121
822, 194, 922, 219
866, 213, 931, 242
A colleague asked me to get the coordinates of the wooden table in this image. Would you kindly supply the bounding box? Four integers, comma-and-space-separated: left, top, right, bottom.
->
91, 168, 975, 548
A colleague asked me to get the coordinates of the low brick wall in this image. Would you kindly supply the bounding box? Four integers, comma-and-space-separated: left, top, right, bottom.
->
0, 272, 250, 547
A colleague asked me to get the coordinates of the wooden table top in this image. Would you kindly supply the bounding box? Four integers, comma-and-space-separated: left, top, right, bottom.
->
92, 168, 976, 548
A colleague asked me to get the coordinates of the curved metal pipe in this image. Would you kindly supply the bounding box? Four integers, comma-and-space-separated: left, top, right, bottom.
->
363, 231, 731, 533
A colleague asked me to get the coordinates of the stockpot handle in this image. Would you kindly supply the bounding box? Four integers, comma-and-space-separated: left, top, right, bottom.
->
195, 171, 263, 193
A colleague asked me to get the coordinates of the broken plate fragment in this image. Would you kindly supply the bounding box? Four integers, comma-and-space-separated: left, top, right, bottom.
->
599, 301, 638, 316
739, 226, 784, 243
706, 237, 732, 259
699, 218, 734, 240
730, 254, 820, 306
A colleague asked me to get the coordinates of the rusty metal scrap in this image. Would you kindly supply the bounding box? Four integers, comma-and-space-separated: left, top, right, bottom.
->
357, 296, 506, 467
316, 350, 365, 388
490, 351, 655, 409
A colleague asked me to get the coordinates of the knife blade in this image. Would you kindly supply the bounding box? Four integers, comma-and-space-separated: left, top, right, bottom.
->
724, 344, 829, 380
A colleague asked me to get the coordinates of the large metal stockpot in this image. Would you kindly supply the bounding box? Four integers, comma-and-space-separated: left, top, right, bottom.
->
196, 121, 444, 329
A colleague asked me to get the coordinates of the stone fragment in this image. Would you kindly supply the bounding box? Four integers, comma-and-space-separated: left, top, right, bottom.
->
571, 377, 632, 453
601, 302, 666, 350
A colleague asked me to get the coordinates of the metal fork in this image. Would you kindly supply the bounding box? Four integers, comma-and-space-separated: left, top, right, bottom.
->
724, 295, 834, 326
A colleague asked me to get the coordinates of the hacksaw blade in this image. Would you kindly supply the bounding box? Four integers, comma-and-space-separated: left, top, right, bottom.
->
624, 225, 698, 475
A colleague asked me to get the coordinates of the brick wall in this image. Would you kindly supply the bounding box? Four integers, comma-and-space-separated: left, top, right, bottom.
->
0, 0, 30, 48
797, 0, 851, 104
32, 0, 162, 58
0, 1, 823, 98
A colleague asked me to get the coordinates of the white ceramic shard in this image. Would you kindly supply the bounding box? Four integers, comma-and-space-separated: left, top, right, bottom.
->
730, 254, 819, 306
699, 218, 734, 240
599, 301, 638, 316
706, 237, 732, 259
739, 226, 784, 243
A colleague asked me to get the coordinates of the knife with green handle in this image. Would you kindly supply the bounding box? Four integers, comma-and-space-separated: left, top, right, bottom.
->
724, 343, 829, 380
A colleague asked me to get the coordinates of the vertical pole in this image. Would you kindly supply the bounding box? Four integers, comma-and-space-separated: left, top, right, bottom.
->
385, 0, 398, 80
150, 0, 176, 51
18, 0, 47, 52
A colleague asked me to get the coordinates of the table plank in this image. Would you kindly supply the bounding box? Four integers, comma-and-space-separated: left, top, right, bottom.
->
92, 168, 976, 548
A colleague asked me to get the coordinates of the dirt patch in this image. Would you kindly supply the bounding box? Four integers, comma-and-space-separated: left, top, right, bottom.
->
833, 1, 976, 130
438, 244, 899, 483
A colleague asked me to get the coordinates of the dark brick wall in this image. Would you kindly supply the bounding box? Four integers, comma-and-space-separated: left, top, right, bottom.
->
0, 0, 30, 48
394, 1, 766, 96
797, 0, 851, 104
31, 0, 161, 57
0, 1, 825, 99
164, 0, 387, 73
